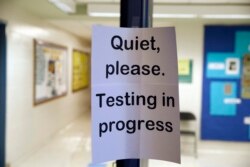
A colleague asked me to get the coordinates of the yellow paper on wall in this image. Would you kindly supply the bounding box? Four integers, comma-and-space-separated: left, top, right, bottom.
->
178, 59, 190, 76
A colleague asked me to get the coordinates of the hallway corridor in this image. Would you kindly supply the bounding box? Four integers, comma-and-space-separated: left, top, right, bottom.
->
11, 112, 250, 167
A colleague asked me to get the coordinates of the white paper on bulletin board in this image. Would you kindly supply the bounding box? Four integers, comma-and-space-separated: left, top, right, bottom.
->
34, 40, 68, 105
92, 26, 180, 164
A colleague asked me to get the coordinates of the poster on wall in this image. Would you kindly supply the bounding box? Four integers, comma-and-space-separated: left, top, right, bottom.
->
34, 40, 68, 105
178, 59, 192, 83
72, 49, 89, 92
242, 54, 250, 99
201, 25, 250, 142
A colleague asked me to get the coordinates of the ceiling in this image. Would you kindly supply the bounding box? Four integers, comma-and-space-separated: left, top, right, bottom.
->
6, 0, 250, 40
76, 0, 250, 4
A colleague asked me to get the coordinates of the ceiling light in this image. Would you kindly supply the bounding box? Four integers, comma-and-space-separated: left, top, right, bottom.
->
201, 14, 250, 19
153, 14, 197, 18
88, 12, 120, 17
88, 12, 198, 19
88, 12, 250, 20
49, 0, 76, 13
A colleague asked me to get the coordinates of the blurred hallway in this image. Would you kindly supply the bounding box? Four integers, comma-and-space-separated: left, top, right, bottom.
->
11, 112, 250, 167
1, 0, 250, 167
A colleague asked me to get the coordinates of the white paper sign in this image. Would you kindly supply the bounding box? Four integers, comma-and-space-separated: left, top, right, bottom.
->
91, 26, 180, 164
244, 117, 250, 125
208, 63, 225, 70
224, 98, 241, 104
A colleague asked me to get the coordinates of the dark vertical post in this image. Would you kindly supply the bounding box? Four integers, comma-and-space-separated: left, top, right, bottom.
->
0, 22, 6, 167
120, 0, 152, 28
117, 0, 152, 167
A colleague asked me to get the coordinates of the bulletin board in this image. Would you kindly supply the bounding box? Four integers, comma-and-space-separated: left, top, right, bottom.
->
72, 49, 89, 92
34, 40, 68, 105
201, 25, 250, 142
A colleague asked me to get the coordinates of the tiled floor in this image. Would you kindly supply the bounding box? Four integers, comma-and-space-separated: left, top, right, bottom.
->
13, 112, 250, 167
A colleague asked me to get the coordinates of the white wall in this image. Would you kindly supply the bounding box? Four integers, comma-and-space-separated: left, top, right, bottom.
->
0, 1, 91, 165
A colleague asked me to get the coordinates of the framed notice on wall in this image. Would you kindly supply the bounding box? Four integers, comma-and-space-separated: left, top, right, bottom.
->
34, 40, 68, 105
242, 54, 250, 99
72, 49, 89, 92
178, 59, 192, 83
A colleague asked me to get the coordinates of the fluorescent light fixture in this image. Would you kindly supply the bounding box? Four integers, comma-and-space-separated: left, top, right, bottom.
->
88, 12, 250, 20
88, 12, 197, 18
89, 12, 120, 17
201, 14, 250, 19
153, 13, 197, 18
49, 0, 76, 13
